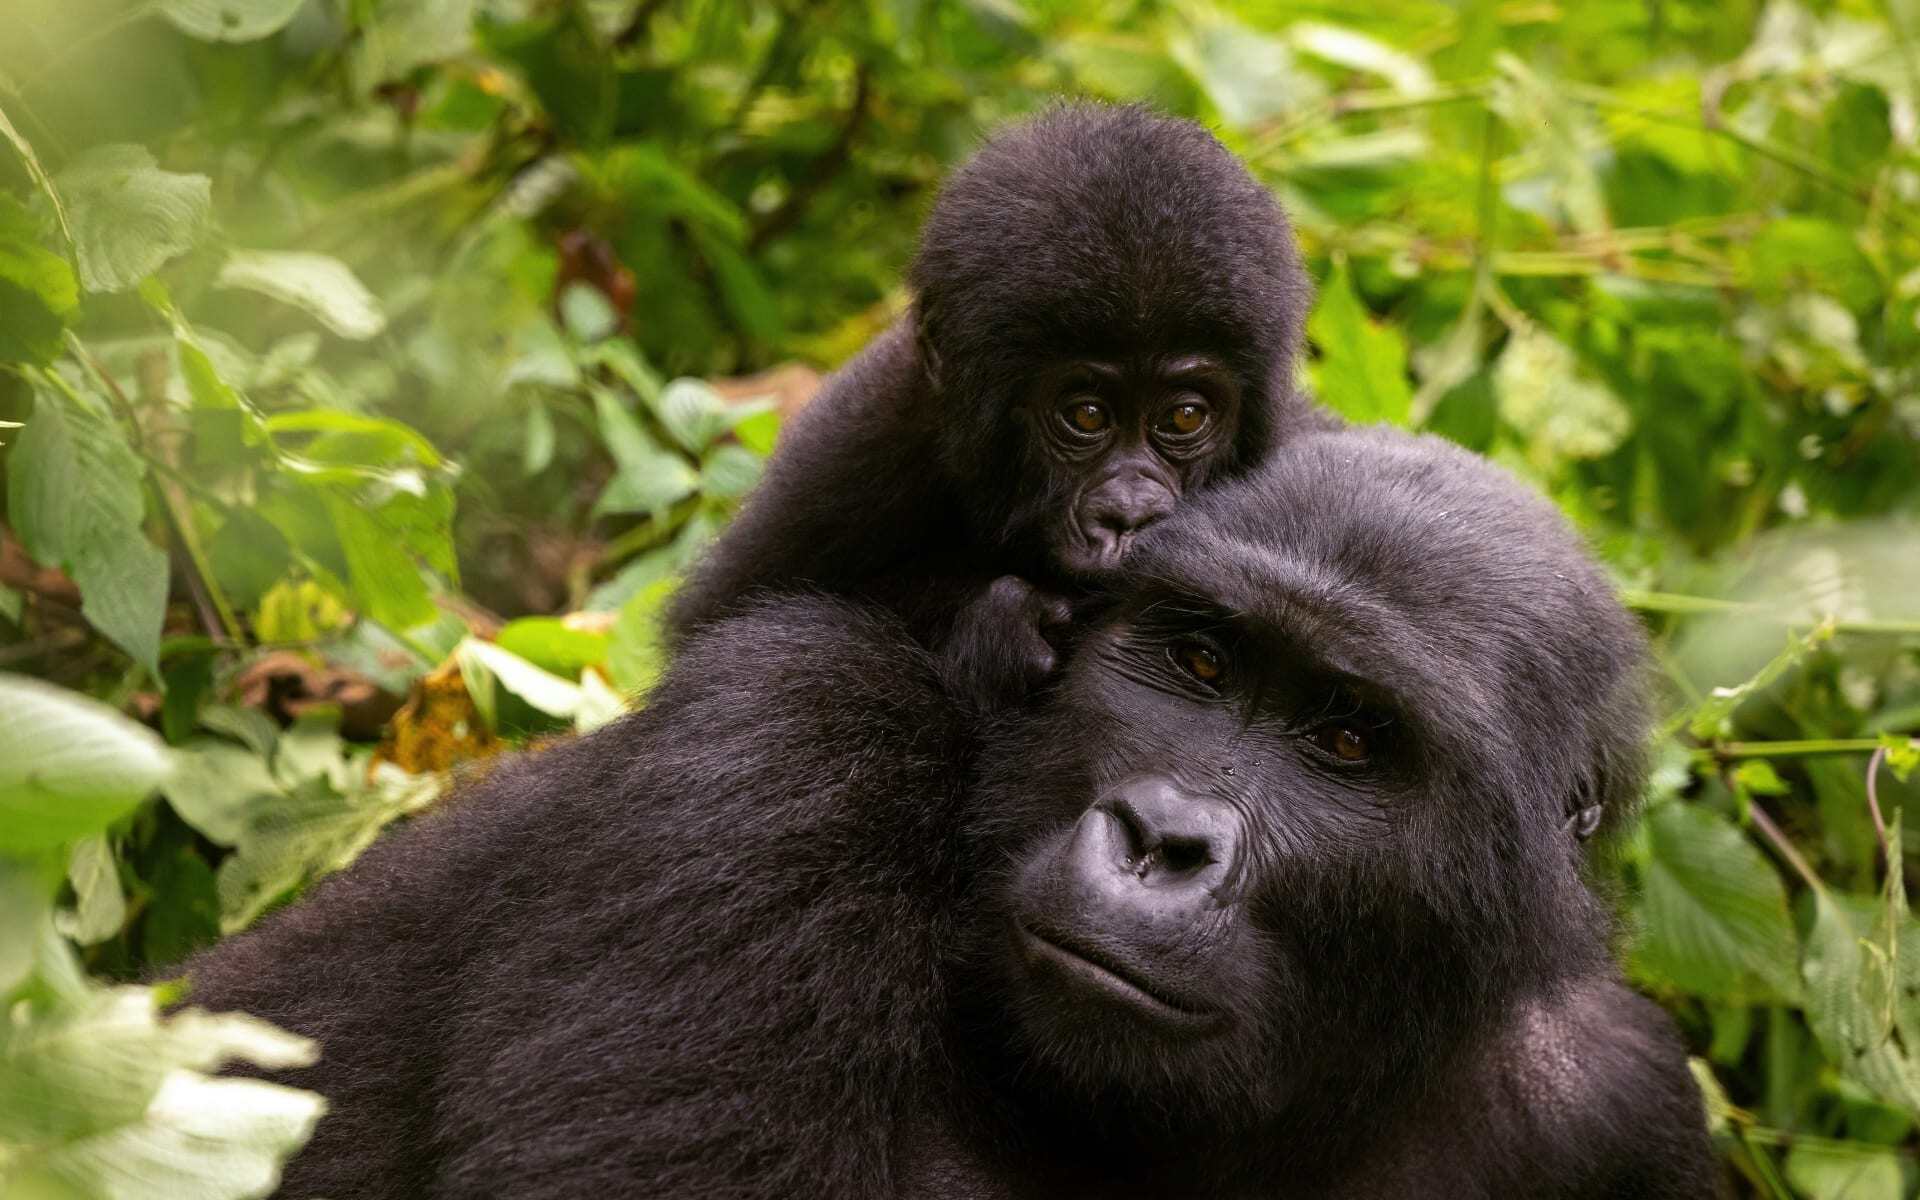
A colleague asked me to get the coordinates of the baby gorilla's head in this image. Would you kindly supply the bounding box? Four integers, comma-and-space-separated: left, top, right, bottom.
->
908, 103, 1315, 583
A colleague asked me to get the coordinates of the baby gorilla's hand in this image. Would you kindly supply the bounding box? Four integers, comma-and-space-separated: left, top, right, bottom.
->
939, 575, 1076, 711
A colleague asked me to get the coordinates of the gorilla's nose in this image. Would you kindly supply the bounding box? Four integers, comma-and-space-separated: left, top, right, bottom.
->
1082, 480, 1174, 565
1065, 777, 1241, 918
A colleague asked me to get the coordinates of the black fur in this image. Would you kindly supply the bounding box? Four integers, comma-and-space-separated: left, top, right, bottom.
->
666, 103, 1317, 707
180, 425, 1716, 1198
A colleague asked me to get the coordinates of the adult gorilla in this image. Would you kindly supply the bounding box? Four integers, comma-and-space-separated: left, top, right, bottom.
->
182, 426, 1716, 1198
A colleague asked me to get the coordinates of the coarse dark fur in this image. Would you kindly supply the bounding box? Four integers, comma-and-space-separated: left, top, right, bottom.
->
180, 426, 1717, 1199
666, 102, 1318, 707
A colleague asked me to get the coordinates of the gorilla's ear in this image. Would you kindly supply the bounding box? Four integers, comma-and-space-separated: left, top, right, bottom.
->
1563, 800, 1604, 841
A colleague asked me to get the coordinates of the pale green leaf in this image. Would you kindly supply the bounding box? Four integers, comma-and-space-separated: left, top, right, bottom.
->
324, 495, 437, 630
1784, 1139, 1905, 1200
159, 741, 282, 847
155, 0, 306, 41
55, 837, 125, 947
699, 444, 764, 500
217, 251, 387, 340
0, 986, 322, 1200
0, 675, 172, 857
1493, 325, 1632, 461
57, 147, 210, 294
458, 638, 584, 718
655, 378, 729, 454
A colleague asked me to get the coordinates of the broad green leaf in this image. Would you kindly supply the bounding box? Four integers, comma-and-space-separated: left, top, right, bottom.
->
159, 741, 282, 847
215, 760, 439, 932
1493, 325, 1631, 462
699, 444, 764, 500
6, 389, 168, 677
0, 194, 78, 366
1308, 261, 1412, 425
655, 378, 730, 455
458, 638, 584, 718
0, 864, 49, 993
494, 617, 609, 678
70, 533, 169, 684
156, 0, 306, 41
0, 986, 323, 1200
728, 401, 781, 457
1784, 1139, 1905, 1200
1747, 217, 1881, 314
217, 251, 387, 340
557, 280, 618, 342
324, 495, 437, 630
55, 837, 125, 947
0, 675, 172, 856
56, 147, 210, 294
1803, 887, 1920, 1110
1631, 800, 1802, 1004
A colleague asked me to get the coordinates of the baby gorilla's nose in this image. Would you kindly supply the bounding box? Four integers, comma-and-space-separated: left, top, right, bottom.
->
1080, 477, 1175, 567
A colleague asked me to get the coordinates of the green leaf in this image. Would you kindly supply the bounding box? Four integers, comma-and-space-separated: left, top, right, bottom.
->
0, 674, 172, 857
1803, 887, 1920, 1110
324, 496, 437, 630
494, 617, 609, 678
699, 444, 763, 500
1307, 260, 1412, 425
6, 388, 168, 677
457, 638, 584, 719
155, 0, 307, 41
605, 579, 674, 697
0, 194, 78, 366
1783, 1139, 1905, 1200
1493, 325, 1632, 462
214, 759, 440, 932
1631, 800, 1802, 1004
159, 741, 282, 847
217, 251, 387, 340
1747, 217, 1881, 315
0, 984, 324, 1199
55, 836, 126, 947
57, 147, 210, 294
654, 378, 729, 455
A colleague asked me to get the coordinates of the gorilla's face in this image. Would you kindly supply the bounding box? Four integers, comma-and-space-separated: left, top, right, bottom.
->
965, 429, 1646, 1127
1016, 353, 1244, 577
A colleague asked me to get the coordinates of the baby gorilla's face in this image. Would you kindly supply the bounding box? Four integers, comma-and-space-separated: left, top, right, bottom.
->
1018, 353, 1244, 578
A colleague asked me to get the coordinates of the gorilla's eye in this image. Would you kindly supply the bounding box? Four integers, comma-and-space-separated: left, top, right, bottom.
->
1310, 724, 1371, 764
1158, 400, 1210, 437
1062, 399, 1111, 435
1171, 642, 1225, 686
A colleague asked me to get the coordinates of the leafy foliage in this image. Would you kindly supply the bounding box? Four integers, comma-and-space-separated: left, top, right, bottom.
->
0, 0, 1916, 1195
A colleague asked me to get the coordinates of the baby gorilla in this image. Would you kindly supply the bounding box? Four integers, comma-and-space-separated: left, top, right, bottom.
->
180, 427, 1716, 1199
667, 102, 1317, 708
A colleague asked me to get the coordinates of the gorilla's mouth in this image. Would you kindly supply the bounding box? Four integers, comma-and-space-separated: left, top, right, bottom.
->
1015, 924, 1216, 1028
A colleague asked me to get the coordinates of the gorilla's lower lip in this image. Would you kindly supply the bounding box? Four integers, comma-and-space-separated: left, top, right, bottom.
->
1015, 925, 1215, 1026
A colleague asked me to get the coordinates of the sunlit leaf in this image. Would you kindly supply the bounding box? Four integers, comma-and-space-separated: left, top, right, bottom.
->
0, 675, 172, 856
217, 251, 387, 340
56, 147, 210, 294
1308, 260, 1411, 425
0, 194, 78, 366
155, 0, 306, 42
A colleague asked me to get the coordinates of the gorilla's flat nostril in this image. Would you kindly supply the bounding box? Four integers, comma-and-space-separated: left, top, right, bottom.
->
1156, 837, 1211, 875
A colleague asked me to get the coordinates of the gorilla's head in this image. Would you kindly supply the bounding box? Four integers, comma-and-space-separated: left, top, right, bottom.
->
907, 103, 1313, 581
959, 427, 1649, 1137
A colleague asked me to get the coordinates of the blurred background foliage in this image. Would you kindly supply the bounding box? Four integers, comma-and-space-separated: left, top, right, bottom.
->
0, 0, 1917, 1194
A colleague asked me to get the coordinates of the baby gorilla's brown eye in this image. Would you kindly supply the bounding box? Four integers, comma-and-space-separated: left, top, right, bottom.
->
1063, 399, 1110, 435
1159, 400, 1209, 437
1172, 642, 1225, 684
1311, 725, 1371, 763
